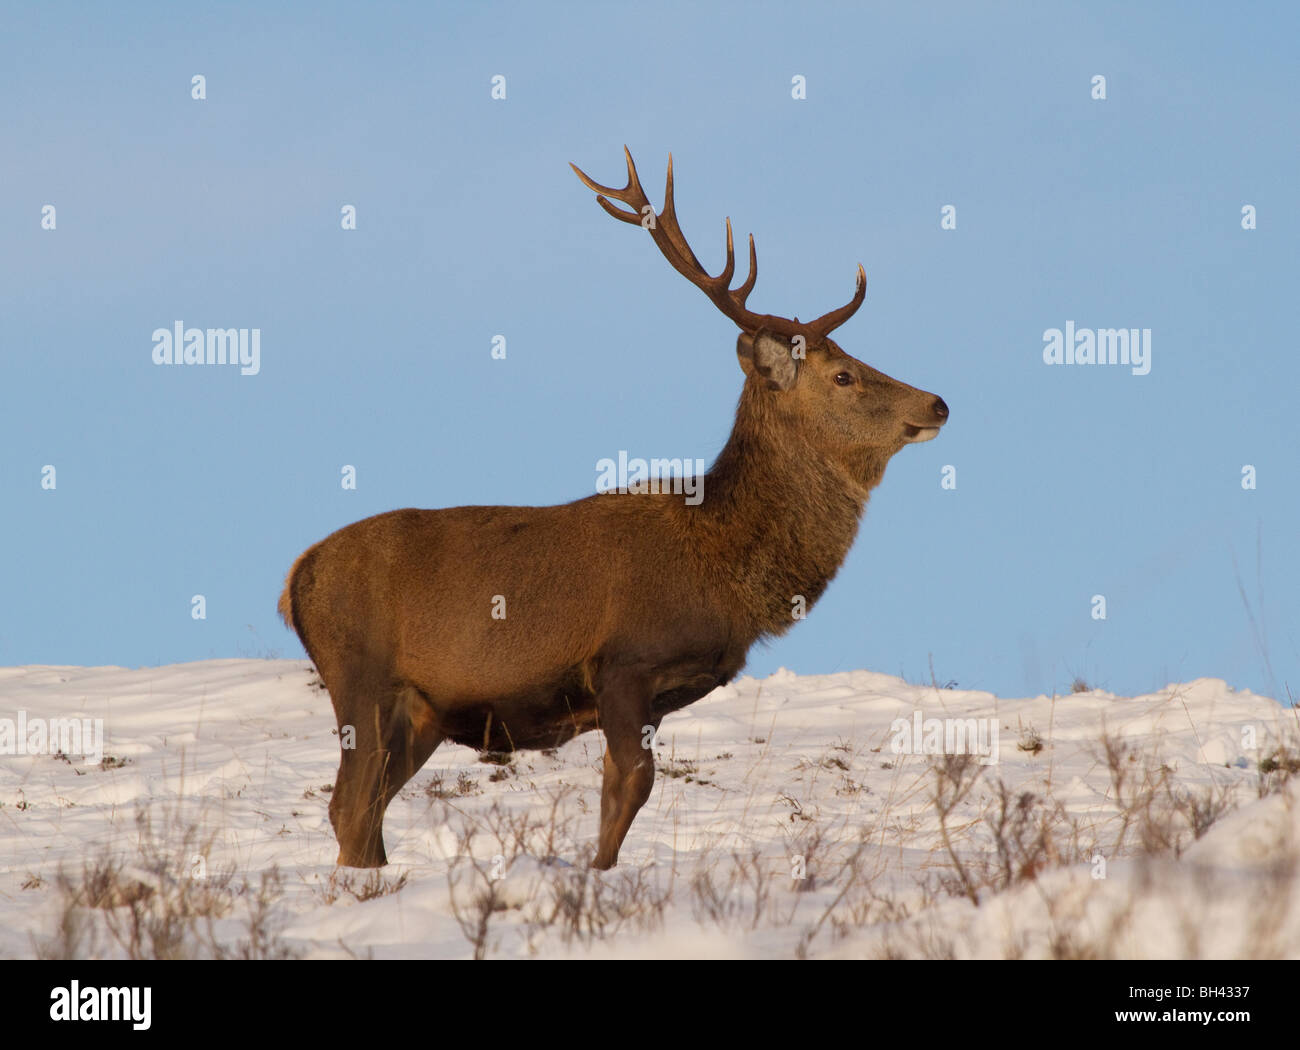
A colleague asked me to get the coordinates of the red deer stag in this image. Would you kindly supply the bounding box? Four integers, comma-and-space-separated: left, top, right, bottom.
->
279, 148, 948, 869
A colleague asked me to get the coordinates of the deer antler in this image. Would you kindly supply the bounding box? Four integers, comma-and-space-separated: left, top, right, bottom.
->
571, 146, 866, 344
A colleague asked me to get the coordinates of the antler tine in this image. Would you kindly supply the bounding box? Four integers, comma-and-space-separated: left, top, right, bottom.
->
716, 218, 738, 290
591, 195, 643, 226
804, 264, 867, 341
658, 153, 709, 275
734, 233, 758, 308
569, 145, 649, 225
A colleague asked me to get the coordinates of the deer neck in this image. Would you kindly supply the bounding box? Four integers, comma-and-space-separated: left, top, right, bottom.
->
692, 382, 889, 639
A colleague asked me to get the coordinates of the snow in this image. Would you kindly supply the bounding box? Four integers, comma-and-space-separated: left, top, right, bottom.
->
0, 660, 1296, 958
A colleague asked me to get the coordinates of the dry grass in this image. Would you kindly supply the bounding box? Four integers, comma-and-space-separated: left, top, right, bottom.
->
31, 711, 1296, 959
33, 807, 298, 960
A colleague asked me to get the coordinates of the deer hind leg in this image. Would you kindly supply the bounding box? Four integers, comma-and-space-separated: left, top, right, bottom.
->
592, 673, 657, 870
329, 677, 442, 868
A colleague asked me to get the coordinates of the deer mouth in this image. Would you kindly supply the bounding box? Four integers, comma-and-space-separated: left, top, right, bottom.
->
902, 423, 942, 443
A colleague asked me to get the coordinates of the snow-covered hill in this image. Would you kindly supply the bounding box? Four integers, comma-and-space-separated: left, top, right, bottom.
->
0, 660, 1296, 958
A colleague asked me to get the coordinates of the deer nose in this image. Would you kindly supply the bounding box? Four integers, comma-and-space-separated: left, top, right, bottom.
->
931, 396, 949, 422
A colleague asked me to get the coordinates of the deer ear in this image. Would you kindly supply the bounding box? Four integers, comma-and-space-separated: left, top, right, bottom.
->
736, 329, 799, 391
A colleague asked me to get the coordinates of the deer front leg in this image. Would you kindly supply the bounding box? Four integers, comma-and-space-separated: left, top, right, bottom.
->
592, 672, 656, 870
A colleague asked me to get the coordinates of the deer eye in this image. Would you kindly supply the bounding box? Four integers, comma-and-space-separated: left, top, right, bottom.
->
833, 372, 854, 386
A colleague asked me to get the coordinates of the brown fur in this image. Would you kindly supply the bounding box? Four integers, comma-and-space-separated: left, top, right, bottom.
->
279, 156, 947, 869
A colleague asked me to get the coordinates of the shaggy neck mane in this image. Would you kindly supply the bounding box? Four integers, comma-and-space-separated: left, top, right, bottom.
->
685, 380, 890, 640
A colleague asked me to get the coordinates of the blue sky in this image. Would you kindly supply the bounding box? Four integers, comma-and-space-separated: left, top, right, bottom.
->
2, 1, 1296, 703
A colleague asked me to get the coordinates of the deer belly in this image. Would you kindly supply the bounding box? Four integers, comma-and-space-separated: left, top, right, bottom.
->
435, 677, 599, 752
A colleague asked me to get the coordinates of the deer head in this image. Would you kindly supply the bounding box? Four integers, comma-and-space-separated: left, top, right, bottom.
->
571, 147, 948, 483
